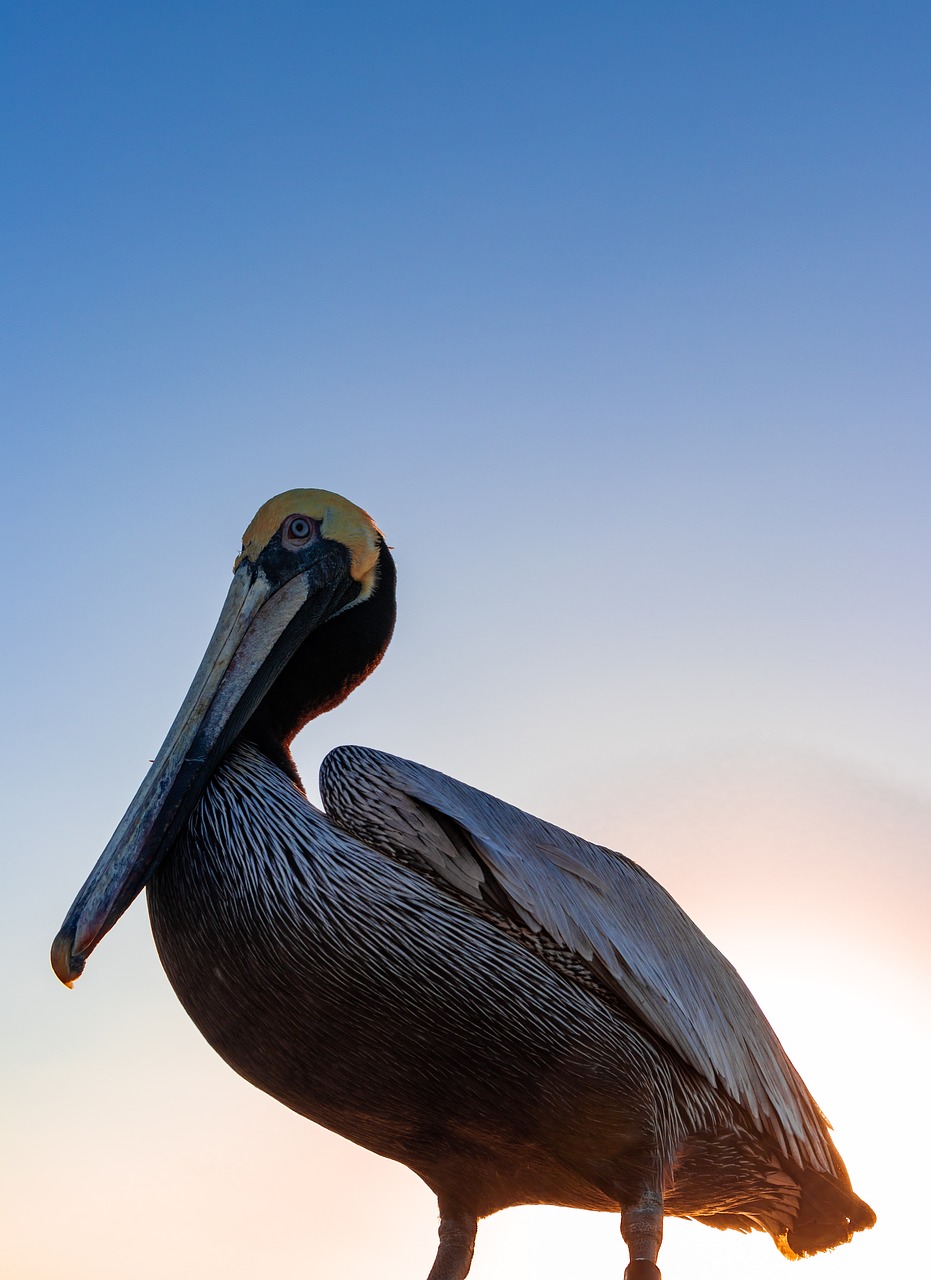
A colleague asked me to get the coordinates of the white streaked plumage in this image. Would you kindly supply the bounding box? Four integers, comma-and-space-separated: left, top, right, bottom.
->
54, 489, 874, 1279
319, 744, 837, 1177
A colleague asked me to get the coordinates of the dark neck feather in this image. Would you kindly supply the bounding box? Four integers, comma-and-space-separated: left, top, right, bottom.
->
242, 544, 397, 786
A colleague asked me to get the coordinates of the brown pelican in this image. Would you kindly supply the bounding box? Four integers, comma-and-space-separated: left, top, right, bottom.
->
52, 489, 874, 1279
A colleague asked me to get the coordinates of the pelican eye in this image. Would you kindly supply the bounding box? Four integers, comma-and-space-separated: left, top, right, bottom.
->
281, 515, 319, 550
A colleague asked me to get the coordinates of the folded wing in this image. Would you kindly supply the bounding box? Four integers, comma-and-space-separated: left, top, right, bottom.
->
319, 744, 839, 1178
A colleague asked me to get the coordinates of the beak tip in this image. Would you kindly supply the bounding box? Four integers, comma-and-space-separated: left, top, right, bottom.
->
50, 927, 85, 987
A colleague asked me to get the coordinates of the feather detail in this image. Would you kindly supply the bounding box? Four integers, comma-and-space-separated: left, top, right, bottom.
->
320, 744, 839, 1179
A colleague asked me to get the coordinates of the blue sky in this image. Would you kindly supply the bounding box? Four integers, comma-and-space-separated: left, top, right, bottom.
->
3, 4, 929, 1278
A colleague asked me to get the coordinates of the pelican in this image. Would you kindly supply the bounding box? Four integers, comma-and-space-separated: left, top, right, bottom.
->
52, 489, 874, 1279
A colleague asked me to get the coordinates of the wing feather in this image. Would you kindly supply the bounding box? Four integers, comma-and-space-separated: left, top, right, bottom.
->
320, 744, 837, 1176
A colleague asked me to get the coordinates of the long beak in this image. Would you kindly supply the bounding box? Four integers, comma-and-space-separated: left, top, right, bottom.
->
51, 550, 350, 987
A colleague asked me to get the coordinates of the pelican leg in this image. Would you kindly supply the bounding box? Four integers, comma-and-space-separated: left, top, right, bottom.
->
621, 1190, 663, 1280
426, 1203, 477, 1280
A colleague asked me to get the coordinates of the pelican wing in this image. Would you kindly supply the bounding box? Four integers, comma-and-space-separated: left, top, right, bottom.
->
320, 744, 837, 1176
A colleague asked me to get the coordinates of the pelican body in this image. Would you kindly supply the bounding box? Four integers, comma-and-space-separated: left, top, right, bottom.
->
52, 490, 874, 1279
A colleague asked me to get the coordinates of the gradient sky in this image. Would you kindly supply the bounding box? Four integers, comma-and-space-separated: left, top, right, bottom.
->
3, 4, 929, 1278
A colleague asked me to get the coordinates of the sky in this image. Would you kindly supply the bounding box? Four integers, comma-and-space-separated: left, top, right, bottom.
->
2, 2, 929, 1277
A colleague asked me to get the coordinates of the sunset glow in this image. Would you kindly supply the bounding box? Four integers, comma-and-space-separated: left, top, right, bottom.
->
5, 3, 929, 1278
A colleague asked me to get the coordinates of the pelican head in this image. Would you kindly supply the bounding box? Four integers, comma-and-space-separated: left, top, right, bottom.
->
51, 489, 395, 987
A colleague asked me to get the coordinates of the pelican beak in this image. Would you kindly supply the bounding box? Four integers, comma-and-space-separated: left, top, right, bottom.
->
51, 545, 354, 987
